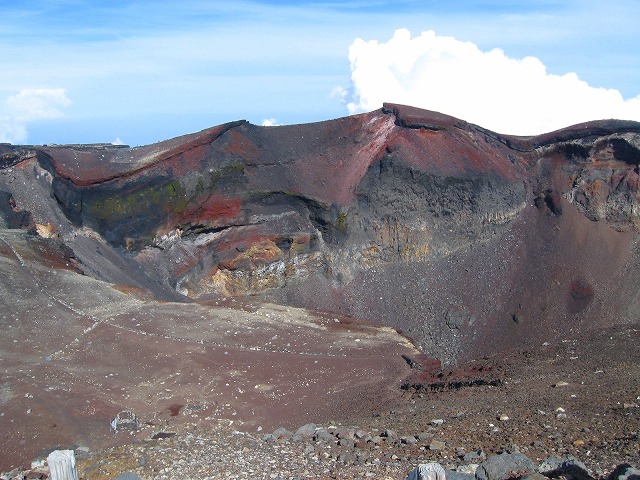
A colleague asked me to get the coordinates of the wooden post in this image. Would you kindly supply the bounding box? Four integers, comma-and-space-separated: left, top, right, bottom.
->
47, 449, 79, 480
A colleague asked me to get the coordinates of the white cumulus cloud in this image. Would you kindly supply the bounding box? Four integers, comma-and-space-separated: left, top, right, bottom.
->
261, 118, 280, 127
0, 88, 71, 143
341, 29, 640, 135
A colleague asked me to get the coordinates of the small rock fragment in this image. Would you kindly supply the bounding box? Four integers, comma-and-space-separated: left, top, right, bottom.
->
382, 429, 398, 439
456, 464, 478, 474
429, 439, 445, 451
271, 427, 292, 441
334, 427, 356, 439
401, 435, 418, 445
337, 452, 357, 464
463, 449, 486, 463
338, 438, 355, 448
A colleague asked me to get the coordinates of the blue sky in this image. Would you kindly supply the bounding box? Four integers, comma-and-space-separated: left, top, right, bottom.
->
1, 0, 639, 144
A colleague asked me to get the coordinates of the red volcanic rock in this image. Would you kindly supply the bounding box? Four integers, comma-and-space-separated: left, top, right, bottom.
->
183, 193, 242, 223
40, 122, 244, 186
569, 278, 595, 314
383, 103, 466, 130
570, 278, 594, 300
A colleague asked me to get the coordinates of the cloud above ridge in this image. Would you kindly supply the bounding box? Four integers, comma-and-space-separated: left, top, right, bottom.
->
0, 89, 71, 144
342, 29, 640, 135
261, 118, 280, 127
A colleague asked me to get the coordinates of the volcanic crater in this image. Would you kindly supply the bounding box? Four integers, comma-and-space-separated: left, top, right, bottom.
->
0, 104, 639, 474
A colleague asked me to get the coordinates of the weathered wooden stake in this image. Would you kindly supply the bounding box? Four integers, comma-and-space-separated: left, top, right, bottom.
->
47, 449, 79, 480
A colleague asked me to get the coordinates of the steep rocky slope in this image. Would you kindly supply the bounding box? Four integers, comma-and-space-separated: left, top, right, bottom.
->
1, 104, 639, 471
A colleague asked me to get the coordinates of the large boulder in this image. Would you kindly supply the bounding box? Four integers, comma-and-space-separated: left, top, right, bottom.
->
475, 453, 535, 480
607, 464, 640, 480
538, 456, 592, 480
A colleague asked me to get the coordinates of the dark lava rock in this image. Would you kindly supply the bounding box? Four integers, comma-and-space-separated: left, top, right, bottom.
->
607, 464, 640, 480
271, 427, 293, 441
294, 423, 317, 438
113, 473, 142, 480
463, 450, 487, 463
541, 189, 563, 216
337, 452, 357, 464
382, 429, 398, 439
519, 474, 548, 480
337, 438, 356, 448
401, 435, 418, 445
333, 427, 356, 439
538, 456, 593, 480
429, 440, 446, 451
475, 453, 536, 480
0, 191, 33, 230
447, 472, 476, 480
313, 428, 334, 443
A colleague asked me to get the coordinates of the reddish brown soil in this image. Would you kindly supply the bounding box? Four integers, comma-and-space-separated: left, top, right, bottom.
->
0, 230, 421, 471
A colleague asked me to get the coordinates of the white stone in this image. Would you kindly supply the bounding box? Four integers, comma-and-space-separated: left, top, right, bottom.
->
406, 462, 447, 480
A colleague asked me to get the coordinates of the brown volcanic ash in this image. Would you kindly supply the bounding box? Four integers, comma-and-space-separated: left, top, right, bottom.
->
1, 104, 640, 468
